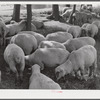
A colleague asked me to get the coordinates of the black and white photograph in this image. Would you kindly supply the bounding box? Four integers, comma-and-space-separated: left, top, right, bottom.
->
0, 1, 100, 94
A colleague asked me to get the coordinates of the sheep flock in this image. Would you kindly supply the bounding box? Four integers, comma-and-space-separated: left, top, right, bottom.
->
0, 4, 100, 89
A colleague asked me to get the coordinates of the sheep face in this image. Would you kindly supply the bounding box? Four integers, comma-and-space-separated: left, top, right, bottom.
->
81, 28, 88, 37
55, 67, 66, 80
55, 60, 73, 80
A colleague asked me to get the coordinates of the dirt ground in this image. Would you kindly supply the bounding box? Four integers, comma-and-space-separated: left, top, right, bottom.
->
0, 37, 100, 89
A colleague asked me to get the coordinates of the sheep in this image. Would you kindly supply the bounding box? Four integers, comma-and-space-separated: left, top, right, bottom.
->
10, 20, 18, 24
92, 20, 100, 37
25, 48, 69, 70
31, 23, 37, 32
10, 34, 38, 55
81, 23, 98, 37
67, 25, 82, 38
81, 23, 90, 28
46, 31, 73, 43
61, 9, 78, 21
29, 64, 61, 89
61, 9, 72, 21
92, 20, 100, 30
31, 19, 44, 29
18, 31, 46, 46
55, 45, 97, 81
5, 20, 27, 37
0, 20, 7, 46
81, 23, 90, 37
39, 40, 66, 49
63, 37, 95, 52
4, 44, 25, 83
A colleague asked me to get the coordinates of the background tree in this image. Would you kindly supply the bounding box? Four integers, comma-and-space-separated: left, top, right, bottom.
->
52, 5, 59, 21
47, 4, 59, 21
26, 4, 32, 31
12, 4, 20, 22
47, 4, 65, 22
68, 4, 76, 24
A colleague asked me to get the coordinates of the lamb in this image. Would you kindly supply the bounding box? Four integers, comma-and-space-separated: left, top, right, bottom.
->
38, 40, 66, 49
63, 37, 95, 52
55, 45, 97, 81
10, 34, 38, 55
29, 64, 61, 89
25, 48, 69, 70
46, 31, 73, 43
67, 25, 82, 38
4, 44, 25, 83
18, 31, 46, 46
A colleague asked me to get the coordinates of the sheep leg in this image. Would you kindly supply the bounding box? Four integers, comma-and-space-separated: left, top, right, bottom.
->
38, 61, 44, 70
5, 66, 10, 75
19, 62, 25, 83
9, 62, 19, 84
89, 65, 93, 78
75, 70, 81, 79
80, 67, 88, 81
92, 59, 97, 78
3, 30, 7, 46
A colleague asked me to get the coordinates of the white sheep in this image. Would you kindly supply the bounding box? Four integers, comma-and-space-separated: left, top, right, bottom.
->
10, 33, 38, 55
18, 31, 45, 46
25, 48, 69, 70
63, 37, 95, 52
67, 25, 82, 38
29, 64, 61, 89
39, 40, 66, 49
46, 31, 73, 43
4, 44, 25, 83
55, 45, 97, 81
5, 20, 27, 37
92, 20, 100, 30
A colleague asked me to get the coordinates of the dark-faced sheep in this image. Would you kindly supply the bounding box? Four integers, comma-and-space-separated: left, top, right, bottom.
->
29, 64, 61, 89
81, 23, 98, 37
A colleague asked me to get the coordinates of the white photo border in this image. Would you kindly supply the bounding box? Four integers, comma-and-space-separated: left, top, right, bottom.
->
0, 1, 100, 99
